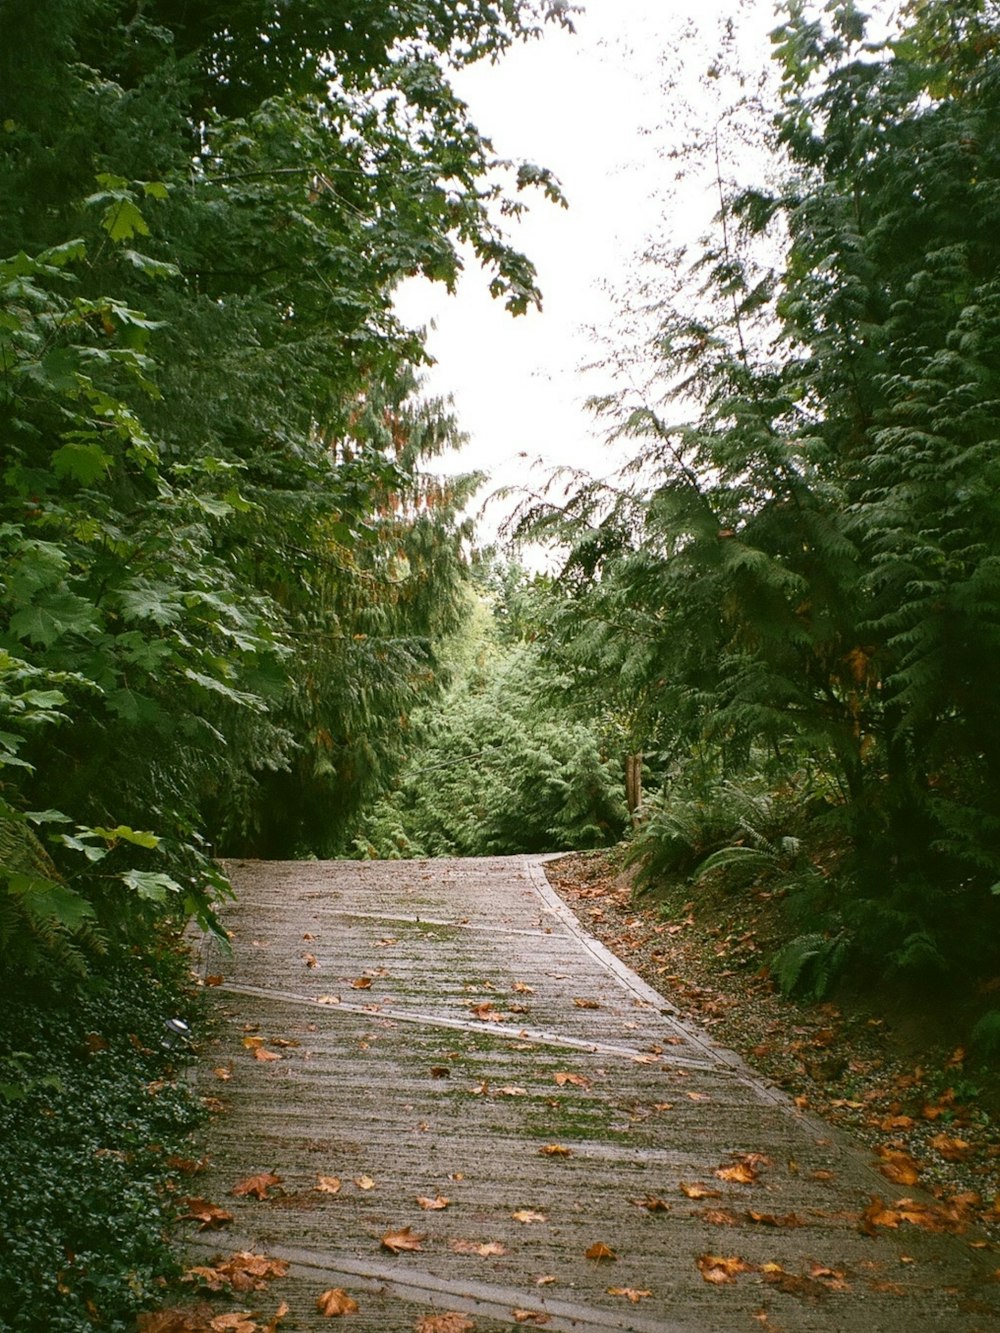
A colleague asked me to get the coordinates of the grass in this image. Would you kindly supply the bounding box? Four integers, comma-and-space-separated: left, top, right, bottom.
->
0, 945, 205, 1332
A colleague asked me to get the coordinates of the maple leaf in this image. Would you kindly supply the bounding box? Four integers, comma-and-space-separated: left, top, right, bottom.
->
382, 1226, 425, 1254
415, 1315, 475, 1333
317, 995, 341, 1005
573, 997, 601, 1009
686, 1090, 710, 1102
553, 1072, 590, 1089
498, 1086, 527, 1096
253, 1048, 282, 1062
317, 1288, 359, 1316
929, 1132, 972, 1161
354, 1175, 375, 1190
715, 1162, 757, 1185
232, 1172, 282, 1200
350, 977, 373, 990
512, 1209, 547, 1223
316, 1176, 342, 1194
607, 1287, 652, 1303
702, 1207, 741, 1226
584, 1243, 617, 1261
512, 981, 535, 994
680, 1182, 721, 1200
634, 1195, 670, 1211
469, 1001, 506, 1022
746, 1210, 805, 1228
182, 1197, 234, 1229
538, 1144, 573, 1157
270, 1037, 299, 1048
303, 953, 319, 968
243, 1036, 264, 1050
417, 1194, 450, 1210
697, 1254, 753, 1284
209, 1315, 257, 1332
875, 1146, 921, 1186
449, 1239, 507, 1257
213, 1066, 232, 1081
512, 1312, 551, 1326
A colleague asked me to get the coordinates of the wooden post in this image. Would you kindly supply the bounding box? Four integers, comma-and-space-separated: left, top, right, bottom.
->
625, 753, 643, 824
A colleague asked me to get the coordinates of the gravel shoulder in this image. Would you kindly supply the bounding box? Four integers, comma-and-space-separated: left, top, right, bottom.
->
543, 849, 1000, 1247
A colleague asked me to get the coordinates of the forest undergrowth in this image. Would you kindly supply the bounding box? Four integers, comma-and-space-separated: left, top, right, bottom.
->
546, 849, 1000, 1245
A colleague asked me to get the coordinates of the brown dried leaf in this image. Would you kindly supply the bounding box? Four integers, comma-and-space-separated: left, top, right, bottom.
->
607, 1287, 652, 1303
382, 1226, 425, 1254
182, 1198, 234, 1230
417, 1194, 451, 1211
242, 1036, 264, 1049
697, 1254, 753, 1284
538, 1144, 573, 1157
511, 1209, 547, 1224
232, 1172, 282, 1200
303, 953, 319, 968
875, 1147, 921, 1187
702, 1207, 741, 1226
415, 1315, 475, 1333
354, 1174, 375, 1190
316, 1176, 342, 1194
573, 998, 600, 1009
680, 1182, 721, 1200
746, 1209, 806, 1228
715, 1162, 757, 1185
929, 1133, 972, 1162
553, 1072, 590, 1089
253, 1047, 282, 1062
449, 1239, 507, 1257
350, 977, 372, 990
317, 1288, 359, 1316
512, 1312, 550, 1326
634, 1195, 670, 1211
585, 1243, 617, 1261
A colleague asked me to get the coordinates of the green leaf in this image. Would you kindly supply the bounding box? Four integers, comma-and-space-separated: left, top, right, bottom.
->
120, 869, 181, 902
103, 199, 150, 242
52, 442, 112, 484
7, 874, 96, 930
121, 249, 180, 280
90, 825, 161, 849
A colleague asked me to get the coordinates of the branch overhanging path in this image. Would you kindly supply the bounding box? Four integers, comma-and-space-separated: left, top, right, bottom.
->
187, 857, 998, 1331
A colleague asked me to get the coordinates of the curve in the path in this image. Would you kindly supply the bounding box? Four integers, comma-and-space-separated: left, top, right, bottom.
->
186, 856, 998, 1333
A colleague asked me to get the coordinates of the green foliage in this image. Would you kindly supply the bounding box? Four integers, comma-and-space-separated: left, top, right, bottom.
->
0, 0, 568, 971
0, 948, 203, 1331
512, 0, 1000, 990
352, 590, 628, 857
772, 932, 848, 1002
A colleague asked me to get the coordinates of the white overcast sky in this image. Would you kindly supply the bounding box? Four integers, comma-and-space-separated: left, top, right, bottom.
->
394, 0, 784, 540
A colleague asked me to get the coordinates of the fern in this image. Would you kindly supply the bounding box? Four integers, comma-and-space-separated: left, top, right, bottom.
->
772, 932, 848, 1001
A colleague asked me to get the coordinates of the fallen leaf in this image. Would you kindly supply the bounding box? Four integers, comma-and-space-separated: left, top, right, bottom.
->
233, 1172, 282, 1200
317, 1288, 359, 1316
317, 995, 341, 1005
355, 1174, 375, 1190
512, 1209, 547, 1223
316, 1176, 342, 1194
182, 1198, 234, 1230
430, 1066, 451, 1078
875, 1147, 921, 1187
534, 1276, 556, 1286
269, 1037, 299, 1048
634, 1195, 670, 1211
205, 975, 224, 987
415, 1315, 475, 1333
303, 953, 319, 968
607, 1287, 652, 1303
469, 1001, 506, 1022
449, 1239, 507, 1257
573, 998, 601, 1009
686, 1091, 710, 1101
208, 1315, 257, 1332
417, 1194, 451, 1210
554, 1072, 590, 1089
253, 1047, 282, 1062
242, 1036, 264, 1050
715, 1162, 757, 1185
512, 1312, 550, 1326
929, 1133, 972, 1162
680, 1182, 721, 1200
350, 977, 372, 990
213, 1066, 232, 1081
498, 1086, 527, 1096
702, 1207, 741, 1226
585, 1243, 617, 1261
697, 1254, 753, 1284
382, 1226, 425, 1254
263, 1302, 290, 1333
746, 1209, 806, 1228
538, 1144, 573, 1157
512, 981, 535, 994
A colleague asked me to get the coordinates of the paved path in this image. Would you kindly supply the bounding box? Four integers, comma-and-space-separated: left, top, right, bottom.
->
189, 857, 999, 1331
